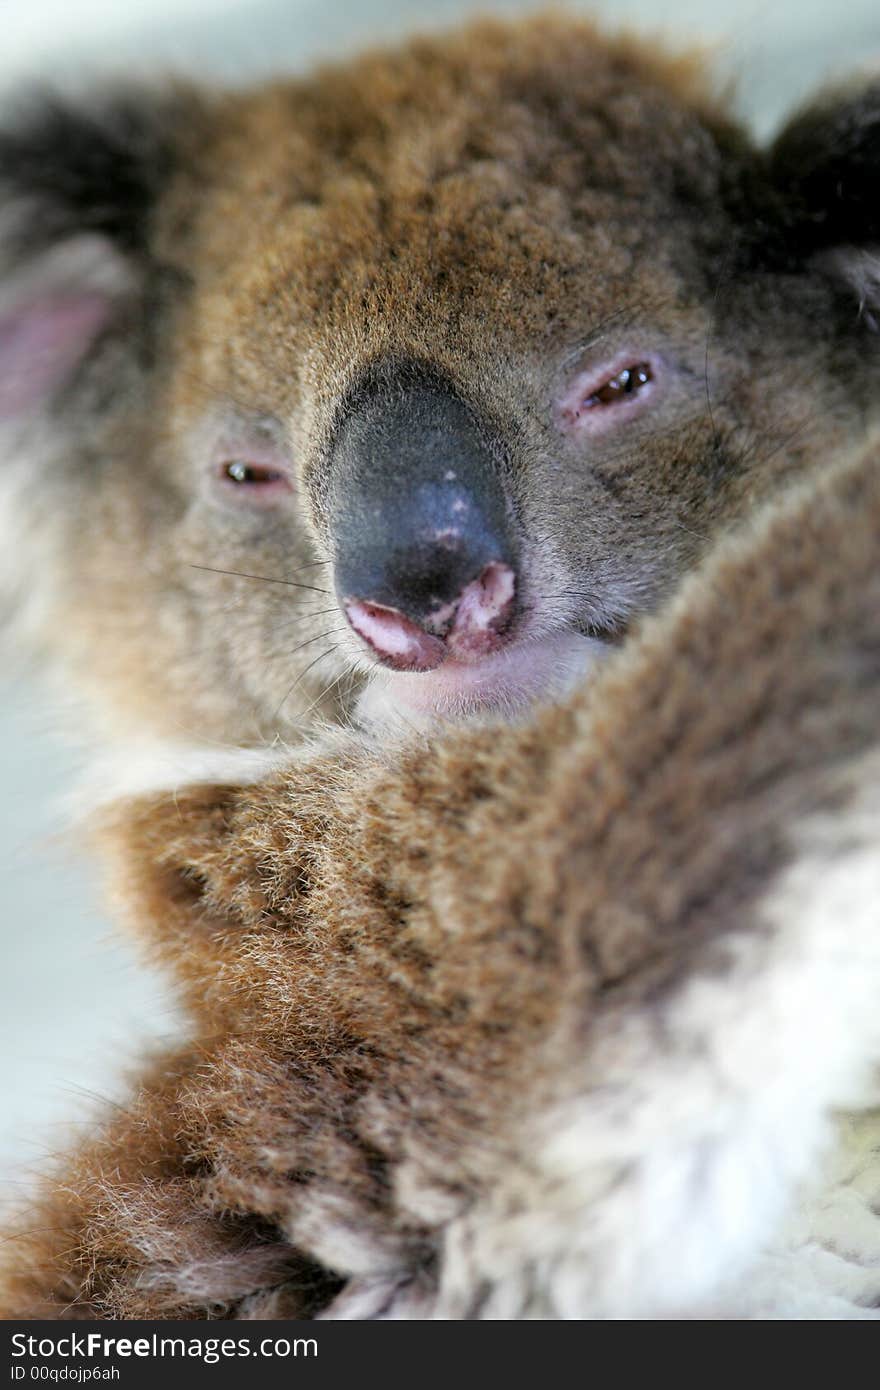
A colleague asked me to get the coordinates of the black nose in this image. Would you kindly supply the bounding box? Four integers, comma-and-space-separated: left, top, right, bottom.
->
327, 366, 518, 669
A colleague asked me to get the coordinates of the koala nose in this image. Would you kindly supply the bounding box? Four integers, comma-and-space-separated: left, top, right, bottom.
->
327, 368, 518, 671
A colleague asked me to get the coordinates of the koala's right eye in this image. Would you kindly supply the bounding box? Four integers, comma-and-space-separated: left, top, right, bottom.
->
205, 422, 296, 510
213, 458, 293, 506
222, 460, 288, 487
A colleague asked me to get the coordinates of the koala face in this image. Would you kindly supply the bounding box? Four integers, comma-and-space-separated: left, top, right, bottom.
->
2, 18, 879, 745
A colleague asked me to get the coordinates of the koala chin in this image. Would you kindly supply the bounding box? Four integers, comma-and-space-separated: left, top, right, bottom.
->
0, 14, 879, 765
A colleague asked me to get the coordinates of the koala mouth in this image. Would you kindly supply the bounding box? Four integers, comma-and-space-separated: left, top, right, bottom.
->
354, 627, 611, 727
342, 562, 627, 726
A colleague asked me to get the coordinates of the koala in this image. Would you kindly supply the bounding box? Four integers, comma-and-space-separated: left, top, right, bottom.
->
1, 14, 879, 762
3, 12, 880, 1324
2, 431, 879, 1320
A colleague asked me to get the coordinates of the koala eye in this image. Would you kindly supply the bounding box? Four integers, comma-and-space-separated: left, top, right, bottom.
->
558, 354, 662, 433
222, 459, 288, 487
206, 422, 296, 510
582, 362, 653, 408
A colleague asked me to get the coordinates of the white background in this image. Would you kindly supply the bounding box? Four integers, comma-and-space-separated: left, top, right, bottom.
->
2, 0, 879, 1196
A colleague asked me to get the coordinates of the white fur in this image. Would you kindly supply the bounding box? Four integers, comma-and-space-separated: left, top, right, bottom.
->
824, 248, 880, 330
356, 629, 608, 731
720, 1106, 880, 1318
76, 738, 294, 809
0, 416, 74, 660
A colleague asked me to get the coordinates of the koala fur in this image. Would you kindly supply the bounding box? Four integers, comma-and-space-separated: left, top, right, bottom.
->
3, 15, 880, 1322
1, 15, 880, 756
1, 431, 879, 1320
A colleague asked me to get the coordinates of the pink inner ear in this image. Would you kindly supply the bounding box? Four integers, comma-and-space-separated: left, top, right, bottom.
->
0, 293, 113, 419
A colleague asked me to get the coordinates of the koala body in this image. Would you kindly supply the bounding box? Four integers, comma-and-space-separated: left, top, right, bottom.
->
2, 14, 880, 1322
1, 15, 879, 756
2, 431, 880, 1319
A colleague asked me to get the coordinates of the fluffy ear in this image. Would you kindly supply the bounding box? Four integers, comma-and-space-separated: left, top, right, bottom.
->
0, 90, 199, 419
765, 79, 880, 321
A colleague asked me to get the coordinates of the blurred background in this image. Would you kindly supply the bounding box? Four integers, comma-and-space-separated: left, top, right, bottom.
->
2, 0, 879, 1198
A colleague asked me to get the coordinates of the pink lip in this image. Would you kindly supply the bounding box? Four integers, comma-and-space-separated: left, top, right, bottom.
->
355, 630, 610, 725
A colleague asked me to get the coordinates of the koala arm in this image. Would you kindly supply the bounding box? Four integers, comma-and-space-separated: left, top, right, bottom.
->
4, 438, 880, 1321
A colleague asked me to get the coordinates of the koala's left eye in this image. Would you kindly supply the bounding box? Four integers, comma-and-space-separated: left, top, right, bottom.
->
582, 362, 653, 408
558, 354, 662, 433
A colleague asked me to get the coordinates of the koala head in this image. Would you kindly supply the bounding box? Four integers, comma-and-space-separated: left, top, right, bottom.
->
1, 17, 879, 747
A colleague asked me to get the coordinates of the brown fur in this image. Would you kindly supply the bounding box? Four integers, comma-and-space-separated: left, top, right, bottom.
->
4, 13, 880, 1321
2, 434, 879, 1319
2, 15, 879, 744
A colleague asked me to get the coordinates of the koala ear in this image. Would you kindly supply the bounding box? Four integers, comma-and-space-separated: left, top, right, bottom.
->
765, 79, 880, 320
0, 90, 199, 420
